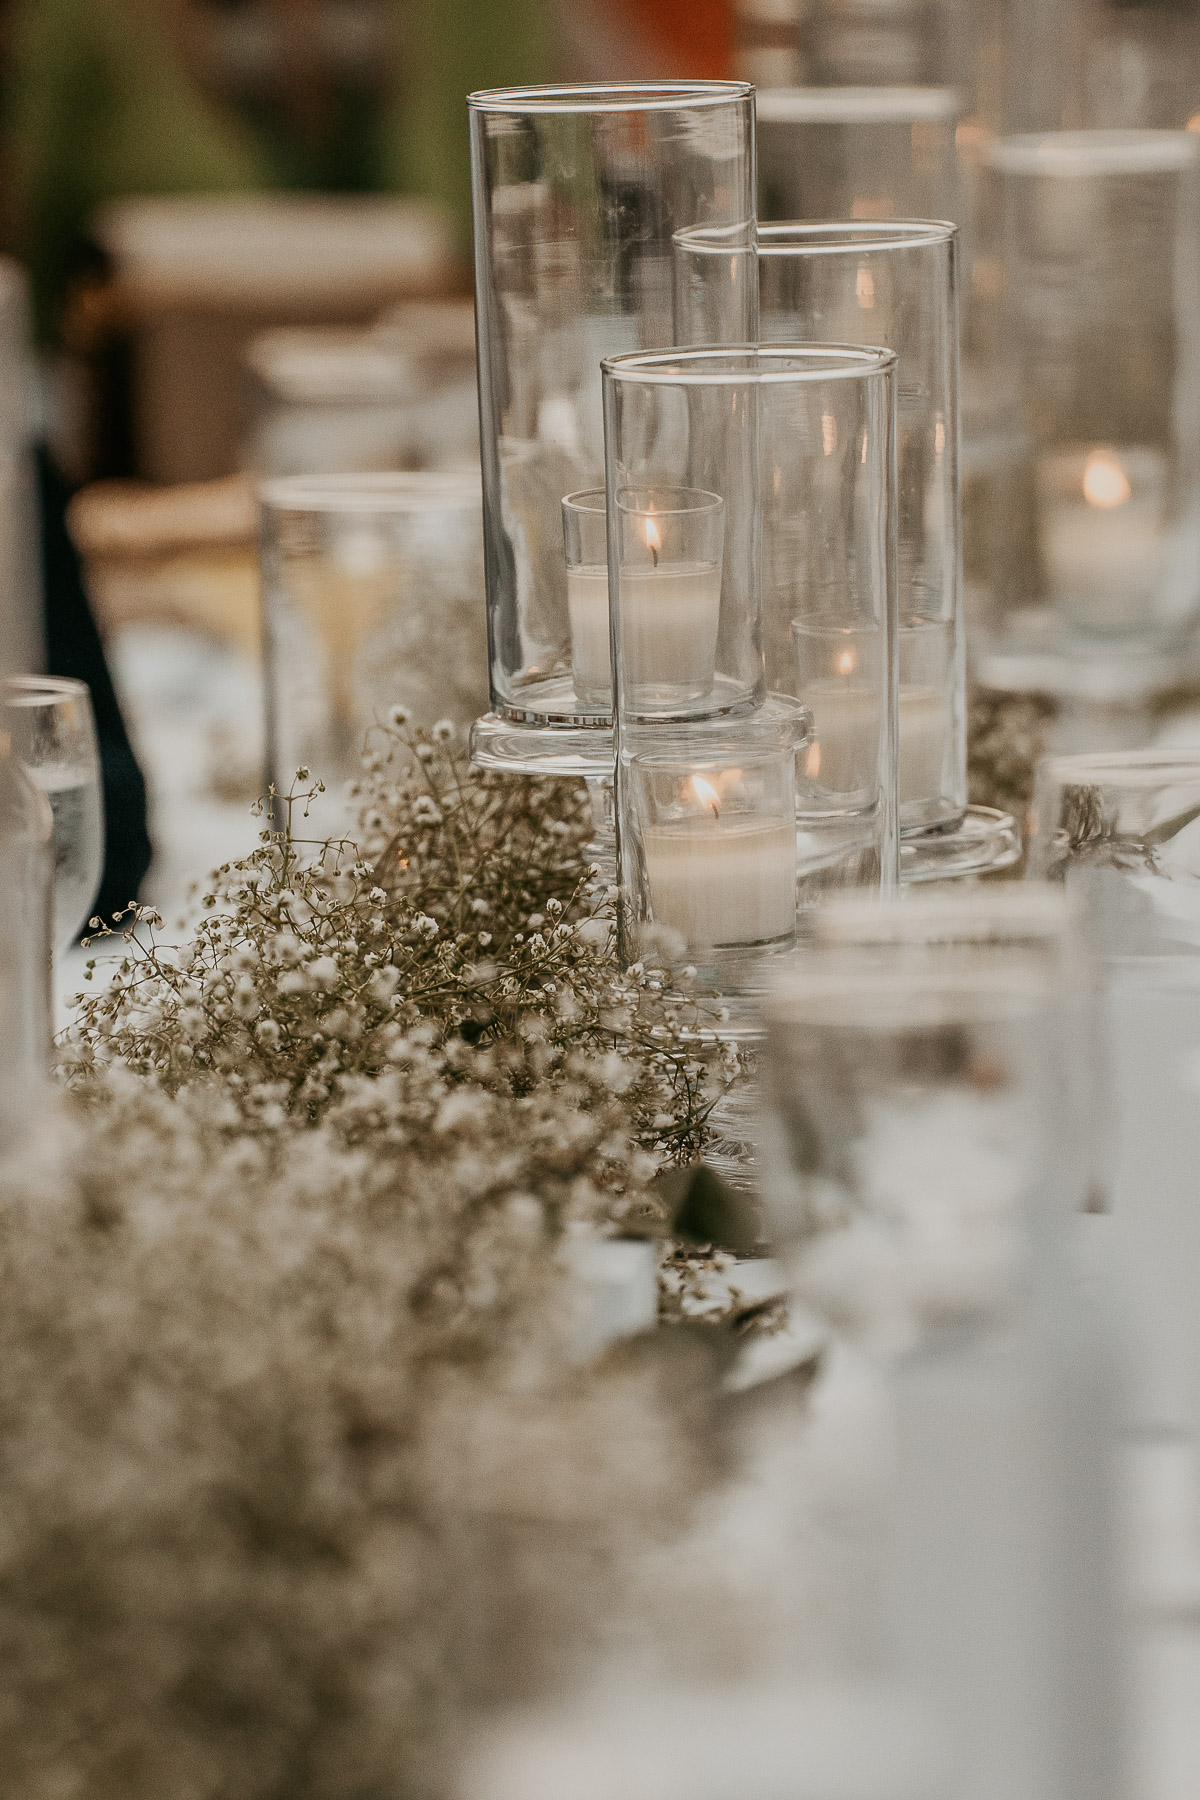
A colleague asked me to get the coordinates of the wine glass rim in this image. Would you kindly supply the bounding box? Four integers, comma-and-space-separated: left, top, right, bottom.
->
468, 80, 753, 114
4, 674, 91, 708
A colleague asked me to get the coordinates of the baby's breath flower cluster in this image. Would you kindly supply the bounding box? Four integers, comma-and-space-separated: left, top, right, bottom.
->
0, 1083, 724, 1800
62, 716, 743, 1192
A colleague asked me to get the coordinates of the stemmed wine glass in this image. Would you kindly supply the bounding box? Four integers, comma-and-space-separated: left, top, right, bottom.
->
4, 676, 105, 952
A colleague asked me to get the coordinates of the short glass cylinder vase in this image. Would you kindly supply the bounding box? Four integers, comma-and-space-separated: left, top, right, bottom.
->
755, 86, 961, 226
468, 81, 755, 773
259, 471, 488, 819
605, 344, 900, 984
975, 130, 1200, 701
758, 933, 1075, 1347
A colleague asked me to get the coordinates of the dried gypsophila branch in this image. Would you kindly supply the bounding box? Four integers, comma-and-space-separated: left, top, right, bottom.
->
60, 716, 746, 1193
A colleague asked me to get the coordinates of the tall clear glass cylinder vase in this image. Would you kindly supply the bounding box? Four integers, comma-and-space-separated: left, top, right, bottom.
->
602, 344, 900, 1002
467, 82, 756, 778
674, 219, 1020, 881
755, 86, 961, 225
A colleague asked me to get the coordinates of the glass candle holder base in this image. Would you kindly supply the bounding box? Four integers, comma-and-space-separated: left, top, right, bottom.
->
900, 807, 1023, 885
973, 618, 1200, 706
468, 712, 614, 781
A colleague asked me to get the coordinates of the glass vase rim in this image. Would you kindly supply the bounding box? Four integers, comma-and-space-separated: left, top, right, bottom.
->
763, 954, 1054, 1029
563, 485, 724, 518
1040, 747, 1200, 788
601, 342, 897, 388
755, 85, 960, 124
987, 128, 1199, 176
628, 741, 799, 773
813, 885, 1078, 945
468, 80, 753, 115
757, 219, 958, 255
259, 470, 482, 514
3, 674, 92, 708
673, 219, 957, 258
624, 694, 812, 757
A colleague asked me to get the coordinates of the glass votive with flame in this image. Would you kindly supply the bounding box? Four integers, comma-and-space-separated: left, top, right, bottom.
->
624, 739, 799, 961
794, 617, 951, 813
1037, 444, 1169, 636
562, 486, 725, 716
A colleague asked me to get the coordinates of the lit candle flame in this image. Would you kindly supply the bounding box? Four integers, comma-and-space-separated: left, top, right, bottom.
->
1083, 450, 1131, 510
691, 774, 721, 818
644, 515, 662, 568
836, 648, 856, 676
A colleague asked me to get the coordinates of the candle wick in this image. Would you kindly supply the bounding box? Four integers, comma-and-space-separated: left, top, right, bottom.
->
650, 541, 659, 569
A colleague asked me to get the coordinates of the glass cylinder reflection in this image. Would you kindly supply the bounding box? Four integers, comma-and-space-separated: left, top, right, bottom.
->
468, 82, 755, 751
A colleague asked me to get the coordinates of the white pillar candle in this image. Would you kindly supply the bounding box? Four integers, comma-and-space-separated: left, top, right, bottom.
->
568, 561, 722, 700
1040, 446, 1167, 633
641, 814, 797, 949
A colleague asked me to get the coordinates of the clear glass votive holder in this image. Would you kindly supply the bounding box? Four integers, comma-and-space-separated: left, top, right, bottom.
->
977, 130, 1200, 697
562, 487, 725, 716
468, 81, 755, 768
603, 344, 900, 899
755, 87, 962, 226
260, 471, 487, 812
1027, 748, 1200, 962
759, 939, 1071, 1347
623, 736, 800, 963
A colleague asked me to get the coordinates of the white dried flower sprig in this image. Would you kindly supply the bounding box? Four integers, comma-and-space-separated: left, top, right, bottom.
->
61, 718, 745, 1193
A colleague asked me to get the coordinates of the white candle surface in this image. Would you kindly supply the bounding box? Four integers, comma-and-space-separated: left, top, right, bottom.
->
1040, 447, 1167, 632
641, 815, 797, 949
804, 682, 949, 804
567, 560, 721, 702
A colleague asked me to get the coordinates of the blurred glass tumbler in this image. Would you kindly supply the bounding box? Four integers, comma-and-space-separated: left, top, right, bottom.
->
1028, 747, 1200, 960
4, 675, 103, 954
982, 130, 1200, 682
759, 936, 1070, 1335
603, 345, 900, 974
467, 81, 755, 770
260, 471, 487, 801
